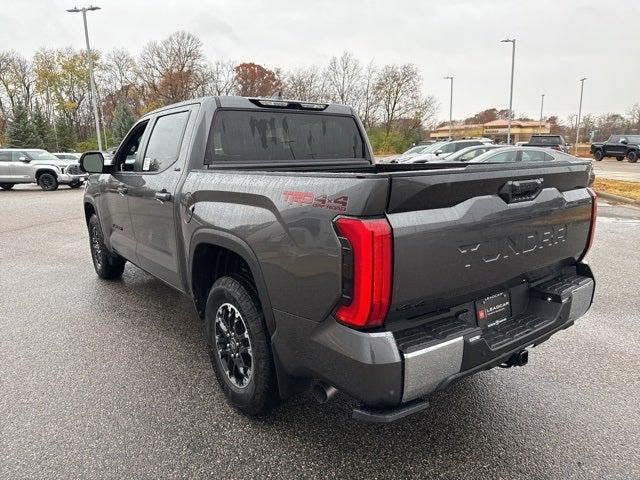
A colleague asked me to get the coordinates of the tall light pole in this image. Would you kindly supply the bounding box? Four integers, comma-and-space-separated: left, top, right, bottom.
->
575, 77, 587, 155
501, 38, 516, 144
67, 5, 103, 151
539, 94, 545, 133
443, 76, 453, 140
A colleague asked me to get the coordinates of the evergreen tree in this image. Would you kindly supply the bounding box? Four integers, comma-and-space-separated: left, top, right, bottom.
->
31, 102, 56, 151
54, 116, 77, 151
5, 103, 41, 148
111, 103, 135, 145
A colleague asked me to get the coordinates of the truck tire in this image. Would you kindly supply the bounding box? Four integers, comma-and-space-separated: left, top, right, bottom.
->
38, 172, 58, 191
205, 275, 279, 416
628, 151, 638, 163
593, 149, 604, 161
88, 214, 126, 279
0, 183, 14, 190
69, 181, 83, 189
616, 156, 624, 161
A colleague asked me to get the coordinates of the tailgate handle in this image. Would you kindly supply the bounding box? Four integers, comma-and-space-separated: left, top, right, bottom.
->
499, 178, 544, 203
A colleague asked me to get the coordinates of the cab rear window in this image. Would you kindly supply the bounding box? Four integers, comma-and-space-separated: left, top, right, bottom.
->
205, 110, 365, 164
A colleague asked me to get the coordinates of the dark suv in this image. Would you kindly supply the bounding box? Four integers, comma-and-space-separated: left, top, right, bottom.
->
591, 135, 640, 163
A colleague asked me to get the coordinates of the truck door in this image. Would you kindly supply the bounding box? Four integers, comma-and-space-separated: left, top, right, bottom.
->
126, 106, 194, 290
101, 119, 151, 262
8, 151, 35, 182
0, 150, 12, 182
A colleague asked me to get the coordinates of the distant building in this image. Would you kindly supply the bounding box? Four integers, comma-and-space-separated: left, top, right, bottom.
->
431, 120, 550, 144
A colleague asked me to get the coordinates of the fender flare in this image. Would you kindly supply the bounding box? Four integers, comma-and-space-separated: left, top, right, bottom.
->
188, 228, 275, 335
35, 167, 59, 180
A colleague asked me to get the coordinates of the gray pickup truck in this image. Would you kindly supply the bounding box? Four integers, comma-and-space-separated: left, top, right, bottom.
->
80, 96, 597, 422
0, 149, 87, 190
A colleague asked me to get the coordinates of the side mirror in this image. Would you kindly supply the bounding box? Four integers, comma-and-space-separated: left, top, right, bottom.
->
621, 139, 628, 145
434, 150, 442, 156
19, 156, 30, 162
80, 151, 105, 173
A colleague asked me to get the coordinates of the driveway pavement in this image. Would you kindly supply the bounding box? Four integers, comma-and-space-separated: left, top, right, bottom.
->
1, 186, 639, 479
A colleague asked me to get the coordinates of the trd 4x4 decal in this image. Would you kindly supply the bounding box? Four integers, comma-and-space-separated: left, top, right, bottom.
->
282, 190, 348, 212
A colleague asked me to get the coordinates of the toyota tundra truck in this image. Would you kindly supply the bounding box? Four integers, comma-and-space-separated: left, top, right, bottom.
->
80, 96, 597, 422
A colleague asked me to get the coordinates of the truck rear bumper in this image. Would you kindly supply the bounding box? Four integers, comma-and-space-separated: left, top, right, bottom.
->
272, 266, 594, 409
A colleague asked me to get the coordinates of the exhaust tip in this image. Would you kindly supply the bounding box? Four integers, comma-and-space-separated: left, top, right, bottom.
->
312, 382, 338, 404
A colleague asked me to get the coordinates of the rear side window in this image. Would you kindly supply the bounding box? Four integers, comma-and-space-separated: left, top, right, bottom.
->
486, 150, 518, 163
521, 150, 554, 162
0, 151, 11, 161
205, 110, 365, 164
141, 111, 190, 172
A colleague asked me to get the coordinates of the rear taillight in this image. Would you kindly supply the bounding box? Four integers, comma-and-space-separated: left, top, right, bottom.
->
579, 188, 597, 261
334, 217, 392, 329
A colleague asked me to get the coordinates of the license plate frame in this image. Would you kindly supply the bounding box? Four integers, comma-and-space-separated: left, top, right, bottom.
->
475, 291, 512, 329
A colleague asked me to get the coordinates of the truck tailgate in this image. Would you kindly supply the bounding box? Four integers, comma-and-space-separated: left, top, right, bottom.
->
385, 162, 593, 320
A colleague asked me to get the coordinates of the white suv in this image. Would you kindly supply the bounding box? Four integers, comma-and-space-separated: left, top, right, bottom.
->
0, 149, 87, 191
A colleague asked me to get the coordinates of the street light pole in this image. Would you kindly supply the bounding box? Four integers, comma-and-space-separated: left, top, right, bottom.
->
538, 93, 544, 133
67, 5, 103, 151
575, 77, 587, 155
501, 39, 516, 144
444, 76, 453, 140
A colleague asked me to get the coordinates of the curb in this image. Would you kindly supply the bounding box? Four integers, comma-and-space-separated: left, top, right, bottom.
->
595, 190, 640, 207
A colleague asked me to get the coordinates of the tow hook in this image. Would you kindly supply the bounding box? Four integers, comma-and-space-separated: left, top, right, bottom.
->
500, 349, 529, 368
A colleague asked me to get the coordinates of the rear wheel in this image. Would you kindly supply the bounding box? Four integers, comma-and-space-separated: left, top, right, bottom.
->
593, 149, 604, 161
205, 276, 279, 416
616, 156, 624, 161
628, 151, 638, 163
0, 183, 14, 190
38, 172, 58, 191
69, 181, 83, 189
88, 214, 126, 279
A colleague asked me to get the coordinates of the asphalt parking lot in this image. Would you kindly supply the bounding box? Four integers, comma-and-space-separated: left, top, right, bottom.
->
1, 185, 639, 479
592, 157, 640, 182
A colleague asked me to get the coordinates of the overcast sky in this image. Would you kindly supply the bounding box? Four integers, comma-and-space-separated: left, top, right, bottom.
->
2, 0, 638, 121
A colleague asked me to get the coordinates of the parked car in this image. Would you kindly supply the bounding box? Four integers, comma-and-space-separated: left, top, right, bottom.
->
590, 135, 640, 163
468, 147, 575, 164
53, 152, 81, 161
0, 148, 88, 190
394, 143, 440, 162
80, 96, 596, 422
406, 139, 490, 163
408, 144, 503, 163
523, 134, 569, 153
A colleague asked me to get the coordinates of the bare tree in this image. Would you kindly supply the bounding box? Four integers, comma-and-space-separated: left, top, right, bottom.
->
282, 66, 327, 102
0, 51, 36, 116
138, 31, 207, 106
324, 51, 362, 107
206, 60, 238, 96
357, 60, 379, 129
375, 63, 433, 134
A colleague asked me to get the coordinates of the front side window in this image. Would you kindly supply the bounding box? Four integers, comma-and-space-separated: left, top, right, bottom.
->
141, 111, 190, 172
608, 135, 620, 143
116, 120, 149, 171
459, 148, 488, 161
438, 142, 457, 154
484, 150, 519, 163
206, 110, 365, 163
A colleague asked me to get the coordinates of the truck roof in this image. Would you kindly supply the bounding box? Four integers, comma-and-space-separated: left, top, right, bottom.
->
143, 96, 354, 118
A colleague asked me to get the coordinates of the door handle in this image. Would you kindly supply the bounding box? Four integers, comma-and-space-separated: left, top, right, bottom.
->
117, 186, 128, 196
155, 191, 172, 203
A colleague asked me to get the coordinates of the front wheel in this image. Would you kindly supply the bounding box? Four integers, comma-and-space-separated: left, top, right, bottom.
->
69, 181, 84, 189
593, 150, 604, 161
205, 276, 279, 416
38, 173, 58, 191
0, 183, 14, 190
88, 214, 126, 279
628, 151, 638, 163
616, 156, 624, 161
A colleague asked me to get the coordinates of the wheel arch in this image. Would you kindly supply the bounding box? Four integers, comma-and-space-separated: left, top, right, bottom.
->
189, 229, 275, 335
35, 168, 58, 180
